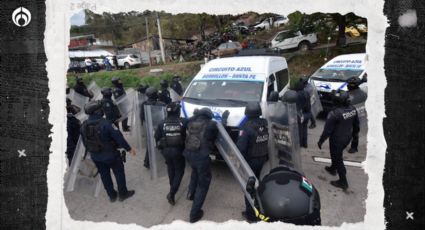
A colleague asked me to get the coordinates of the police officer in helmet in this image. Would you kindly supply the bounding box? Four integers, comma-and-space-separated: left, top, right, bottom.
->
111, 76, 130, 132
184, 107, 218, 223
171, 75, 184, 96
317, 90, 360, 189
236, 102, 269, 222
100, 87, 121, 126
346, 77, 367, 154
80, 100, 137, 202
158, 79, 172, 104
74, 76, 93, 99
154, 102, 188, 205
66, 98, 81, 166
141, 87, 166, 169
295, 78, 312, 148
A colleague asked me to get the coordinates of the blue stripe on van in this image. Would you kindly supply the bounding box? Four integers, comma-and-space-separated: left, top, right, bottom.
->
238, 116, 247, 127
181, 101, 188, 118
338, 82, 348, 90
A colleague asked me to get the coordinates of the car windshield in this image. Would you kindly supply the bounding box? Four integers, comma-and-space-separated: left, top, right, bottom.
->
311, 68, 364, 81
130, 54, 139, 58
184, 80, 264, 102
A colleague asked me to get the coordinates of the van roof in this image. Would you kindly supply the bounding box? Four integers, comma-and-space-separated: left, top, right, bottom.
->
322, 53, 367, 70
194, 56, 287, 82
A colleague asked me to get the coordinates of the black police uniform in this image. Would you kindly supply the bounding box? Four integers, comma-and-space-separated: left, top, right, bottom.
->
183, 109, 218, 222
318, 101, 360, 188
74, 80, 93, 99
296, 86, 312, 148
66, 107, 81, 166
171, 78, 184, 96
154, 112, 188, 204
80, 107, 134, 201
236, 117, 269, 221
141, 95, 166, 168
303, 82, 317, 128
347, 87, 367, 153
159, 88, 172, 104
112, 83, 130, 131
101, 95, 121, 124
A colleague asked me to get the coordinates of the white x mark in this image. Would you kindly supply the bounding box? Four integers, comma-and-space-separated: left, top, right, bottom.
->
406, 211, 414, 220
18, 149, 26, 158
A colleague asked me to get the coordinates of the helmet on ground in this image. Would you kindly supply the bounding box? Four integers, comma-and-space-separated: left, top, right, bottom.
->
245, 102, 262, 118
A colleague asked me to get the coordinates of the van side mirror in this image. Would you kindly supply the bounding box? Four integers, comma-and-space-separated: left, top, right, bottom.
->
268, 91, 279, 102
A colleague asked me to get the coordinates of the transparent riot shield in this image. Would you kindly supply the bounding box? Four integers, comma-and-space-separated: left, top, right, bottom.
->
169, 88, 181, 102
65, 137, 102, 197
353, 102, 367, 129
87, 81, 101, 100
128, 92, 144, 152
68, 89, 89, 111
144, 105, 167, 180
264, 101, 302, 173
308, 84, 323, 118
114, 90, 136, 122
215, 121, 259, 211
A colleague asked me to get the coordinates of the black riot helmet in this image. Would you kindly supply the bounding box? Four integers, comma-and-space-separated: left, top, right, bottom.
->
84, 100, 103, 115
268, 91, 279, 102
160, 79, 169, 88
347, 77, 361, 91
172, 75, 181, 82
294, 78, 307, 91
166, 102, 181, 116
145, 87, 158, 100
111, 76, 122, 86
101, 87, 113, 98
137, 84, 149, 94
75, 76, 84, 84
245, 102, 262, 118
281, 90, 298, 104
257, 166, 321, 225
66, 98, 72, 107
332, 90, 350, 106
197, 107, 213, 119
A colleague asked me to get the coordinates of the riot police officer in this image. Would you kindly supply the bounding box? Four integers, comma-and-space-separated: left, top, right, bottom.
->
184, 107, 218, 223
137, 83, 149, 95
111, 77, 130, 132
295, 78, 312, 148
303, 78, 317, 129
346, 77, 367, 153
236, 102, 269, 222
100, 87, 121, 125
80, 100, 136, 202
171, 76, 184, 96
317, 90, 360, 189
66, 98, 81, 166
158, 79, 172, 104
74, 76, 93, 99
141, 87, 166, 169
154, 102, 187, 205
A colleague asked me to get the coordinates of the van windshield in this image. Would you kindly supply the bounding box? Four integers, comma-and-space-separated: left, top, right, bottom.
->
311, 68, 364, 82
184, 80, 264, 103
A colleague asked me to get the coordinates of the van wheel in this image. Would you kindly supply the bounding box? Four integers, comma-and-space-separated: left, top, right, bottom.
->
298, 41, 310, 52
124, 62, 130, 69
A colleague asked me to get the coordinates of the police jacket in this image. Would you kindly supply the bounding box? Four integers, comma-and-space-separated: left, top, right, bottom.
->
112, 86, 126, 100
183, 114, 218, 159
296, 90, 311, 114
159, 89, 172, 104
348, 88, 368, 105
318, 105, 360, 144
74, 83, 92, 98
80, 114, 131, 162
171, 82, 183, 96
67, 113, 81, 153
100, 97, 121, 122
155, 115, 188, 151
237, 117, 269, 159
140, 99, 166, 122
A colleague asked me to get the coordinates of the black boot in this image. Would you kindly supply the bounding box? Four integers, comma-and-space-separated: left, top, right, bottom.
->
167, 193, 175, 205
330, 178, 348, 190
119, 190, 135, 201
186, 191, 195, 201
348, 148, 358, 154
190, 209, 204, 223
325, 166, 337, 176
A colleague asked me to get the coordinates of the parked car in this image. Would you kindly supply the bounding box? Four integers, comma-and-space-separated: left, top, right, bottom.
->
117, 54, 142, 69
273, 15, 289, 27
250, 18, 272, 31
270, 30, 318, 52
67, 61, 86, 73
211, 42, 242, 57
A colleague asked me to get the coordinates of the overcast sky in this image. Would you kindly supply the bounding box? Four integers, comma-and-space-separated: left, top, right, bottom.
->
71, 10, 85, 26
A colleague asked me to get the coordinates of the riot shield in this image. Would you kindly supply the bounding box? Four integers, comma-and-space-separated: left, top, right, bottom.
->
215, 121, 259, 211
353, 102, 367, 129
144, 105, 167, 180
87, 81, 101, 100
308, 83, 323, 118
169, 88, 181, 102
65, 137, 102, 197
68, 89, 89, 111
264, 101, 302, 173
128, 92, 145, 152
114, 90, 136, 122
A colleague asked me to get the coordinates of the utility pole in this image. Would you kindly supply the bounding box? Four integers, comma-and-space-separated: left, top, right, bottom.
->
156, 12, 166, 64
145, 16, 152, 66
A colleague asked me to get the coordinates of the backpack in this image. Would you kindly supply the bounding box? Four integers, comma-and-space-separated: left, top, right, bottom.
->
185, 119, 208, 151
247, 120, 269, 158
163, 118, 184, 147
81, 119, 106, 153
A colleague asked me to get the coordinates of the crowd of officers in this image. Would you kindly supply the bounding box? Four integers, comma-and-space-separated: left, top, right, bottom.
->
66, 74, 363, 223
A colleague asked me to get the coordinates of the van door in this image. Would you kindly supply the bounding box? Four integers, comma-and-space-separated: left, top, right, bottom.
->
275, 68, 289, 96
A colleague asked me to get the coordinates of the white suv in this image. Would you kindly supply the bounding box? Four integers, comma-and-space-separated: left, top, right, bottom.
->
117, 54, 142, 69
270, 30, 318, 51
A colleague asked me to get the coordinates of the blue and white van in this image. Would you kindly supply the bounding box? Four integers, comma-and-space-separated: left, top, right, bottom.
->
309, 53, 368, 110
181, 56, 289, 139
